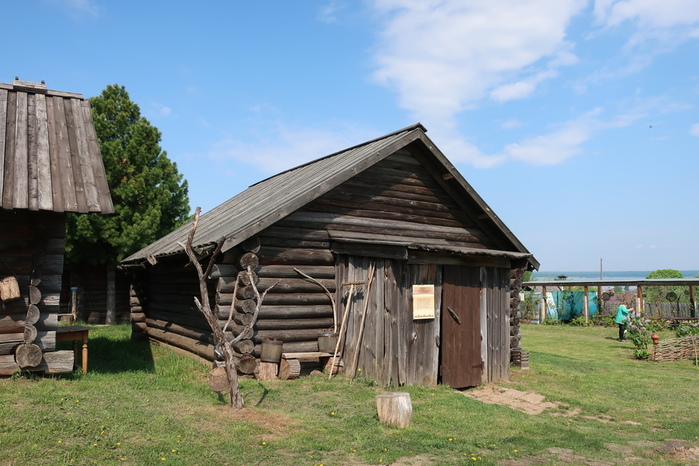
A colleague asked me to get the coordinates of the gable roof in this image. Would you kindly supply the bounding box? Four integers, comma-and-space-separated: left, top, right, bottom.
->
0, 79, 114, 214
122, 123, 538, 269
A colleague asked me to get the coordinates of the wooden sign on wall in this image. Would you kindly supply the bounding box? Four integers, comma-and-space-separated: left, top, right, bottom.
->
412, 285, 435, 320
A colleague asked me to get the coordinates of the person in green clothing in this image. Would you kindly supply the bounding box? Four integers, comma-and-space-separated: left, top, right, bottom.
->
615, 304, 633, 341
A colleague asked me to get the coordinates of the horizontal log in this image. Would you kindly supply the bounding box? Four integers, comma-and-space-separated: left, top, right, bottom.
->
251, 328, 334, 343
131, 312, 146, 323
148, 309, 210, 333
0, 350, 74, 375
257, 247, 334, 266
259, 293, 332, 305
214, 295, 257, 311
252, 340, 318, 357
146, 326, 215, 362
258, 225, 330, 241
257, 305, 334, 319
255, 318, 334, 330
31, 350, 75, 374
257, 264, 335, 279
148, 301, 204, 316
218, 278, 335, 295
0, 310, 52, 331
145, 318, 214, 345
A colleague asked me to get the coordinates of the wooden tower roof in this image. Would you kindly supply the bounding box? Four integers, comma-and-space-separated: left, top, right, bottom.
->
0, 79, 114, 214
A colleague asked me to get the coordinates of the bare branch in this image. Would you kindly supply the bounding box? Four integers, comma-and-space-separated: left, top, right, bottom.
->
294, 267, 337, 332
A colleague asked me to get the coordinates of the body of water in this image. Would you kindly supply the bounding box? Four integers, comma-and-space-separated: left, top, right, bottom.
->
531, 270, 699, 281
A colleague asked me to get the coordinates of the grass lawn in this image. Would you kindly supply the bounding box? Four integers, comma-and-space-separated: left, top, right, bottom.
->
0, 323, 697, 465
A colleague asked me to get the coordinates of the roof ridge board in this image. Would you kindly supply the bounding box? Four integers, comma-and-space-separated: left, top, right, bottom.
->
248, 123, 425, 188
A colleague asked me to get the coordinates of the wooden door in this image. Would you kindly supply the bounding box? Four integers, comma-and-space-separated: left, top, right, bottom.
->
440, 265, 482, 388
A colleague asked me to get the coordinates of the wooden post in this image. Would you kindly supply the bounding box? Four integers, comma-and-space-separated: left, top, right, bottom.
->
583, 286, 589, 322
597, 285, 603, 316
690, 286, 696, 318
636, 286, 643, 316
106, 266, 116, 325
375, 392, 412, 428
540, 286, 547, 324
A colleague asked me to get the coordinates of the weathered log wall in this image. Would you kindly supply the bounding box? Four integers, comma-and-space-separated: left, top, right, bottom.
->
0, 210, 72, 375
128, 149, 518, 384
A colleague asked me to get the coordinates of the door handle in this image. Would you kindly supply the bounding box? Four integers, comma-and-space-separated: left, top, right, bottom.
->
447, 307, 461, 325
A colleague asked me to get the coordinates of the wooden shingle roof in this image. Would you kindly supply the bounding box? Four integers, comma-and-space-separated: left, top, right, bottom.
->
0, 79, 114, 214
122, 123, 537, 268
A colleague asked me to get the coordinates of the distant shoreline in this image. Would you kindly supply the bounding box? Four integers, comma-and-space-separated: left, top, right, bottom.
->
531, 270, 699, 281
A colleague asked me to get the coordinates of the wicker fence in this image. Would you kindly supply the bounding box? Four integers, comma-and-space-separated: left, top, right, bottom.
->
651, 335, 699, 362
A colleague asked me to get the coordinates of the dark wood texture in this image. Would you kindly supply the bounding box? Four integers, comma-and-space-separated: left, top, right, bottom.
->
441, 266, 482, 388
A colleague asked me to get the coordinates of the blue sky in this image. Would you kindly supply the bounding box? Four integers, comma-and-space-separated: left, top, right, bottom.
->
5, 0, 699, 272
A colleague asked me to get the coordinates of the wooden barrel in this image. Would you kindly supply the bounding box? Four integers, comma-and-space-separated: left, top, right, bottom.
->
318, 333, 337, 353
260, 339, 283, 363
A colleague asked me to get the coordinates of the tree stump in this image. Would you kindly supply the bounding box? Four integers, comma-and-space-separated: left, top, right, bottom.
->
375, 392, 412, 428
15, 343, 43, 368
279, 358, 301, 380
257, 361, 278, 380
323, 356, 344, 375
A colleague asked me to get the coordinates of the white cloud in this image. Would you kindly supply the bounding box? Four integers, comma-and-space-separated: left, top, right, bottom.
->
370, 0, 586, 123
318, 0, 345, 23
594, 0, 699, 29
500, 119, 523, 129
490, 70, 559, 102
197, 122, 376, 174
502, 121, 592, 165
49, 0, 101, 18
690, 123, 699, 136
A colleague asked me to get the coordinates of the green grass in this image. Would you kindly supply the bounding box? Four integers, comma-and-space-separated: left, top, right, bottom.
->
0, 323, 697, 465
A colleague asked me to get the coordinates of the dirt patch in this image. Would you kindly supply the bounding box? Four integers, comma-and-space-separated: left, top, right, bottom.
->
658, 439, 699, 463
462, 385, 564, 415
228, 407, 299, 441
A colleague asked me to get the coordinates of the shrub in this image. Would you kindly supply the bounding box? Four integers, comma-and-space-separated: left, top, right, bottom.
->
633, 349, 650, 360
627, 317, 652, 355
593, 314, 615, 327
675, 322, 699, 338
569, 316, 593, 327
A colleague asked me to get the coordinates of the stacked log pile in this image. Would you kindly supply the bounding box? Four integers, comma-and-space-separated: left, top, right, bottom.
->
0, 213, 73, 375
652, 335, 699, 362
214, 232, 336, 367
509, 267, 524, 356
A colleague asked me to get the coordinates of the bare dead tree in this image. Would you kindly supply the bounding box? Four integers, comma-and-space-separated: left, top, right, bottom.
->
182, 207, 278, 409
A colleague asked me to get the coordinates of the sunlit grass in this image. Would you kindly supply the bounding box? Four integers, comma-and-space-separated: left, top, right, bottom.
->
0, 323, 696, 464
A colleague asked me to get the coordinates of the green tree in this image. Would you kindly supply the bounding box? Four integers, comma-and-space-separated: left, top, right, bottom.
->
65, 84, 190, 323
644, 269, 689, 317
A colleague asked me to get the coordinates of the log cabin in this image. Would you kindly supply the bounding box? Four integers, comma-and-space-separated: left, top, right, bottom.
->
121, 123, 538, 388
0, 79, 114, 375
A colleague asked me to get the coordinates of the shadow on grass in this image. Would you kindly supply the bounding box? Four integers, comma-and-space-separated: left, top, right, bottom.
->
58, 334, 155, 374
